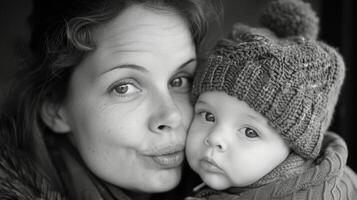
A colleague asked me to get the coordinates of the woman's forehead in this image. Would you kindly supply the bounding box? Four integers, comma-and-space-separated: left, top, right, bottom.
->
85, 4, 195, 74
93, 4, 191, 48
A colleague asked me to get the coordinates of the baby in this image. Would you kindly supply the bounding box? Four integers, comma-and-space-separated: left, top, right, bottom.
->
185, 0, 357, 199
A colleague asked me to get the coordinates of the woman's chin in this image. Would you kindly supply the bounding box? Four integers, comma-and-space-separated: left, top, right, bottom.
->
145, 167, 182, 192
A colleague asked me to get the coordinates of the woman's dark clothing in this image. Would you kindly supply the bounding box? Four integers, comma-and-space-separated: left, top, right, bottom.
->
0, 135, 129, 199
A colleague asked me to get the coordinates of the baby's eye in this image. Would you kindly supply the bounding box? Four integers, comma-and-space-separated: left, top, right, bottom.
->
240, 127, 259, 138
199, 111, 215, 122
169, 76, 192, 92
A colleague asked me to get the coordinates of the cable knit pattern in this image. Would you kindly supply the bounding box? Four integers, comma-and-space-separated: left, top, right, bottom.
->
191, 0, 345, 159
187, 133, 357, 200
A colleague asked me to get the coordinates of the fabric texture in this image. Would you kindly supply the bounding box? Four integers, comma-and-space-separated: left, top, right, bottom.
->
248, 152, 311, 187
186, 132, 357, 200
191, 0, 346, 160
0, 134, 136, 200
0, 143, 66, 200
49, 137, 132, 200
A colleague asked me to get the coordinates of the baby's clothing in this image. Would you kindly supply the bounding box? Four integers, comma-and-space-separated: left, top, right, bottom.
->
186, 133, 357, 200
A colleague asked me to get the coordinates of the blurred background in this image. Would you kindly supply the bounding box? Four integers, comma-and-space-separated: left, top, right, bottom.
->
0, 0, 356, 170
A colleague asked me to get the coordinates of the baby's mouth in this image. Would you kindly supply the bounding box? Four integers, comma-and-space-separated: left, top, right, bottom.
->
199, 157, 224, 173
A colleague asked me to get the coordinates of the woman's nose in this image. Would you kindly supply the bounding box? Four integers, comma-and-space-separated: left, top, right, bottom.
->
204, 130, 227, 152
148, 95, 182, 134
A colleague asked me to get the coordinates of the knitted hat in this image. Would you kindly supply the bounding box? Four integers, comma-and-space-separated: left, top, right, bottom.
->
191, 0, 345, 160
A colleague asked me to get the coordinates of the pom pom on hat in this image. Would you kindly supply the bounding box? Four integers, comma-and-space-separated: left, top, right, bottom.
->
260, 0, 319, 39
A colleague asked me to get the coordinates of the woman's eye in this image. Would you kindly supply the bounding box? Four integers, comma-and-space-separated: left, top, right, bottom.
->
114, 84, 130, 94
240, 127, 259, 138
170, 76, 192, 92
110, 81, 141, 97
199, 111, 215, 122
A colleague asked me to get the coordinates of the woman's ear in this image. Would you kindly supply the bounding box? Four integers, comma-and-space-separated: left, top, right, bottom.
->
41, 102, 71, 134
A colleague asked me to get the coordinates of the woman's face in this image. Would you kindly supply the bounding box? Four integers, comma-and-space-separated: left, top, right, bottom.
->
54, 4, 196, 192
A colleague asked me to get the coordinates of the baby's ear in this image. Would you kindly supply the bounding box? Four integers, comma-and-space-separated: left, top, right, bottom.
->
41, 102, 71, 134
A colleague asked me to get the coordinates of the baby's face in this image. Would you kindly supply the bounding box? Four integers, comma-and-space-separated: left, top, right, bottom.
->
186, 91, 290, 190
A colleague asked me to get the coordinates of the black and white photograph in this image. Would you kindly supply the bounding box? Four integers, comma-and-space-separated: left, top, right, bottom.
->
1, 0, 356, 199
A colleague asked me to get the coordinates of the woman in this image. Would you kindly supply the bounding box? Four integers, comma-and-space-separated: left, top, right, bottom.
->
0, 0, 220, 199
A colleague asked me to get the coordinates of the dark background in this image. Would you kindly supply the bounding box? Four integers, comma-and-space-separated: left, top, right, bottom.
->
0, 0, 356, 171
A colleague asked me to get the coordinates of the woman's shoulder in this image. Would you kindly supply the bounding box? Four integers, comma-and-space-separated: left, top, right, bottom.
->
0, 142, 67, 200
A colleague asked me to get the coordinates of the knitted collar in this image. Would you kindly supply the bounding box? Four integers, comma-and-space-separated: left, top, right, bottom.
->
271, 132, 348, 197
224, 152, 312, 194
250, 152, 312, 187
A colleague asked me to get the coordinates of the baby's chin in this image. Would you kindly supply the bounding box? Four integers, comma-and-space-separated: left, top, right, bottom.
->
206, 182, 230, 190
196, 169, 232, 190
197, 169, 259, 190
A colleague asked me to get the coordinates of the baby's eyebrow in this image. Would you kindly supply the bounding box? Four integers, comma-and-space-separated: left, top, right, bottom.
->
245, 113, 265, 123
195, 100, 209, 106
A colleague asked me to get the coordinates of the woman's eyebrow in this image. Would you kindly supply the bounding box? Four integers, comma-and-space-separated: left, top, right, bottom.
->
178, 58, 197, 70
99, 58, 196, 77
99, 64, 148, 77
